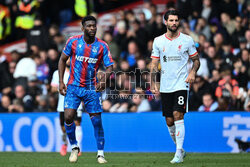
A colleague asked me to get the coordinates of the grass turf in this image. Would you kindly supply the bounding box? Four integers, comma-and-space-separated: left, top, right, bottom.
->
0, 152, 249, 167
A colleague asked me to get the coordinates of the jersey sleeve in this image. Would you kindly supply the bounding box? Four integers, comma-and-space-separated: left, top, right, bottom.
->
188, 38, 198, 58
63, 37, 74, 56
103, 43, 114, 67
151, 38, 160, 59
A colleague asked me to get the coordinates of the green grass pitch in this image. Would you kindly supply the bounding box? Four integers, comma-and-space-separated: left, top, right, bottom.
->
0, 152, 249, 167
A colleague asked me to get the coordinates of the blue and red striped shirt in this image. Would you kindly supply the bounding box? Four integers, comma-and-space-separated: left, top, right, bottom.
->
63, 34, 113, 88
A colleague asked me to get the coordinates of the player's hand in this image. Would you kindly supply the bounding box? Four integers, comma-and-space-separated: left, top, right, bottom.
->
186, 70, 196, 84
59, 82, 67, 96
96, 83, 105, 92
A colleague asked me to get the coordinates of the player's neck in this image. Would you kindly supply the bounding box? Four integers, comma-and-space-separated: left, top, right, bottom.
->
166, 31, 179, 40
84, 35, 95, 44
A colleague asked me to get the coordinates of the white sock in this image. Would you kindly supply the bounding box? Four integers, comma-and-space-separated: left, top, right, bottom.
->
62, 132, 67, 145
97, 150, 104, 157
174, 120, 185, 157
75, 126, 83, 150
167, 125, 176, 144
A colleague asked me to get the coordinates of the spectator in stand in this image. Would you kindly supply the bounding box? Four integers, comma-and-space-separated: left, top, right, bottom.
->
209, 69, 221, 96
198, 93, 218, 112
13, 53, 37, 85
114, 20, 128, 53
189, 75, 213, 111
47, 47, 59, 82
0, 95, 11, 112
103, 32, 120, 62
26, 16, 49, 51
8, 85, 33, 113
0, 53, 12, 95
215, 69, 239, 110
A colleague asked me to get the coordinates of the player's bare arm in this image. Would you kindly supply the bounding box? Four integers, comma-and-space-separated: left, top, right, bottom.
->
186, 54, 200, 84
96, 65, 113, 92
150, 58, 160, 94
58, 53, 69, 96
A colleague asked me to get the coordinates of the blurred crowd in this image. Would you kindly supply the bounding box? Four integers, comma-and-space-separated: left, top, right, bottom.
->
0, 0, 249, 113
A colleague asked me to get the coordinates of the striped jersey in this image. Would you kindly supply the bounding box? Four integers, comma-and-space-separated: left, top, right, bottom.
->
151, 32, 198, 93
63, 34, 113, 89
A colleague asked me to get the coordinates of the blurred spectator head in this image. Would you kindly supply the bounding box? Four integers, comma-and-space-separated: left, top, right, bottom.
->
1, 95, 11, 110
245, 30, 250, 42
9, 61, 16, 74
120, 60, 130, 71
30, 45, 40, 55
199, 34, 207, 45
49, 24, 59, 37
207, 46, 216, 59
222, 41, 231, 54
27, 75, 38, 87
213, 33, 224, 46
10, 50, 21, 62
37, 95, 48, 111
211, 69, 220, 81
203, 0, 211, 7
125, 10, 135, 22
48, 48, 58, 61
39, 50, 47, 63
116, 20, 126, 34
34, 16, 43, 26
202, 93, 214, 108
103, 32, 113, 43
241, 49, 249, 62
220, 13, 230, 24
15, 85, 26, 99
110, 15, 117, 26
239, 37, 247, 49
128, 41, 138, 54
220, 69, 232, 82
137, 59, 146, 70
131, 19, 140, 31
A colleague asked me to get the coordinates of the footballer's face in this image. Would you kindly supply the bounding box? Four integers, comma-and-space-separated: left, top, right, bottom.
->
82, 20, 97, 37
165, 15, 179, 32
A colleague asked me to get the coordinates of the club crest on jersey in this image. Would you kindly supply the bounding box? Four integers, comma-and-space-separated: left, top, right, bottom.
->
178, 45, 182, 51
92, 46, 98, 53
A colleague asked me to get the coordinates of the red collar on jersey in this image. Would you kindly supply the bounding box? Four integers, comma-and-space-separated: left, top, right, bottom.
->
165, 32, 180, 41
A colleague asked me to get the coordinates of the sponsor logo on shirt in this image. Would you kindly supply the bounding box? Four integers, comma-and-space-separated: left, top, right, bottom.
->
76, 55, 98, 63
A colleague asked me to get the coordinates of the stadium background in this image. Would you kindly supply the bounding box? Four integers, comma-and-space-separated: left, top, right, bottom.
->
0, 0, 249, 166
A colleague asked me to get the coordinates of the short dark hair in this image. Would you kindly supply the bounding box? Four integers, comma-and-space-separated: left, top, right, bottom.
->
81, 16, 97, 26
164, 10, 180, 21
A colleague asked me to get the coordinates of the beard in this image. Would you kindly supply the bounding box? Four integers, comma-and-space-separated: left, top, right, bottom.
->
167, 25, 179, 32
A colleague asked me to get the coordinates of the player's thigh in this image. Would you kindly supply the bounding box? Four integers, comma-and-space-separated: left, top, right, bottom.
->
64, 85, 82, 110
161, 92, 174, 117
83, 91, 102, 114
173, 90, 188, 113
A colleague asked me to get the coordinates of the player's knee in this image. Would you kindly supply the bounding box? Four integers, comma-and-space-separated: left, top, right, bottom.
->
64, 111, 75, 124
173, 111, 184, 121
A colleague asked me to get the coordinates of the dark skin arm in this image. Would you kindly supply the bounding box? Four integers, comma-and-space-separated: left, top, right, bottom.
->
58, 53, 69, 96
96, 65, 113, 92
186, 54, 200, 84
